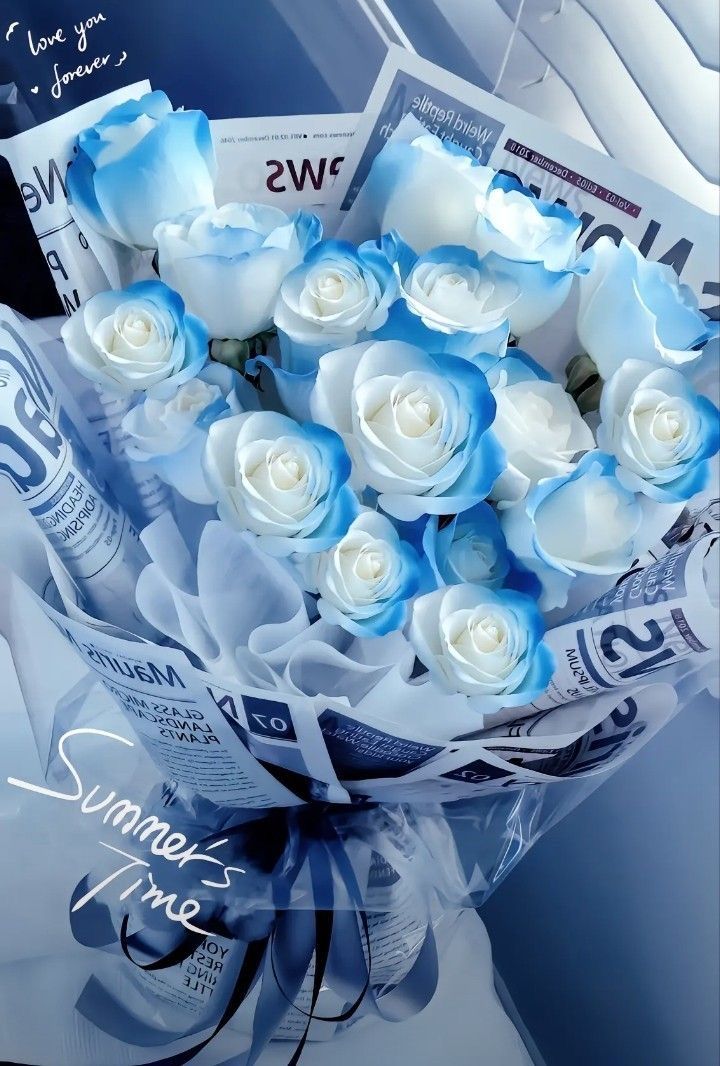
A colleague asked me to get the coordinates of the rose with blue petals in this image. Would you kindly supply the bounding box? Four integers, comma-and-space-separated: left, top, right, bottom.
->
123, 363, 256, 504
203, 410, 358, 556
577, 237, 719, 379
274, 239, 397, 374
310, 339, 505, 522
362, 132, 495, 253
155, 203, 322, 342
475, 174, 583, 337
501, 451, 643, 609
598, 360, 720, 503
410, 583, 554, 713
60, 280, 208, 397
303, 510, 421, 637
423, 502, 541, 599
67, 90, 216, 250
374, 234, 518, 364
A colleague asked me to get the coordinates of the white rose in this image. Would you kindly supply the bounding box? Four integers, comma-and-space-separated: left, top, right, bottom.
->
274, 240, 395, 373
576, 237, 717, 379
310, 340, 503, 521
410, 583, 553, 711
124, 379, 220, 457
488, 359, 595, 507
477, 186, 577, 270
203, 410, 357, 555
155, 203, 321, 341
598, 359, 720, 503
67, 90, 216, 250
299, 264, 370, 324
122, 363, 246, 504
401, 253, 518, 336
305, 511, 420, 636
365, 132, 495, 253
473, 178, 582, 336
61, 280, 207, 397
501, 451, 643, 609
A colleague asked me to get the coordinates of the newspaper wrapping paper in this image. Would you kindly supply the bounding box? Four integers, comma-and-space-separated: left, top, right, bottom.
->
1, 85, 174, 526
0, 82, 151, 310
528, 533, 718, 712
0, 306, 155, 636
0, 503, 704, 811
336, 46, 718, 299
641, 494, 720, 562
211, 113, 359, 233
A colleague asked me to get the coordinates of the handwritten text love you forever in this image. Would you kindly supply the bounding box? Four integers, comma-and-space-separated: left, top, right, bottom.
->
4, 11, 128, 101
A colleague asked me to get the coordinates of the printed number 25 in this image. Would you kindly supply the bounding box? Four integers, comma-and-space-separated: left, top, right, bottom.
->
600, 620, 675, 679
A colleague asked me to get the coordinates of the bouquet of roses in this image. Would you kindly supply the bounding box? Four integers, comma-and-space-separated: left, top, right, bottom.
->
52, 90, 719, 718
0, 84, 718, 1062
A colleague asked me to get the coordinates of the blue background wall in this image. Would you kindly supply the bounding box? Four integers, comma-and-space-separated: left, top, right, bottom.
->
482, 695, 720, 1066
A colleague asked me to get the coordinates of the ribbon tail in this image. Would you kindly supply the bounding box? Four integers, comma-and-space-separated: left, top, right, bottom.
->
373, 921, 439, 1022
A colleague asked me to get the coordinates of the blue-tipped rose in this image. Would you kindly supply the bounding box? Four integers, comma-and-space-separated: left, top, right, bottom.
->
475, 173, 583, 337
423, 502, 541, 598
310, 339, 505, 522
410, 583, 554, 713
501, 450, 643, 609
203, 410, 358, 556
361, 132, 495, 252
67, 90, 216, 250
274, 239, 397, 374
60, 280, 208, 397
373, 234, 518, 364
155, 203, 321, 342
598, 359, 720, 502
577, 237, 719, 379
304, 510, 421, 637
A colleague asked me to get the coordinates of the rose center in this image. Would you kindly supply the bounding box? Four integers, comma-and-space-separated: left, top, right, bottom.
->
651, 407, 685, 443
116, 312, 154, 349
503, 386, 571, 451
267, 447, 308, 490
354, 545, 388, 583
470, 612, 507, 653
316, 272, 346, 301
172, 380, 217, 416
395, 386, 441, 437
437, 273, 466, 290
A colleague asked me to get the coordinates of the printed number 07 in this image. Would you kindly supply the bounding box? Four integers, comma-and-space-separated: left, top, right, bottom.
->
250, 713, 288, 733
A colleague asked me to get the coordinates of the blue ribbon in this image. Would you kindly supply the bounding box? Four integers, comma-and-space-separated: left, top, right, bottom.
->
69, 799, 441, 1065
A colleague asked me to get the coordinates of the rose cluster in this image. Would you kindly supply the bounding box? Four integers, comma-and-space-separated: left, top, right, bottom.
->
60, 91, 719, 717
